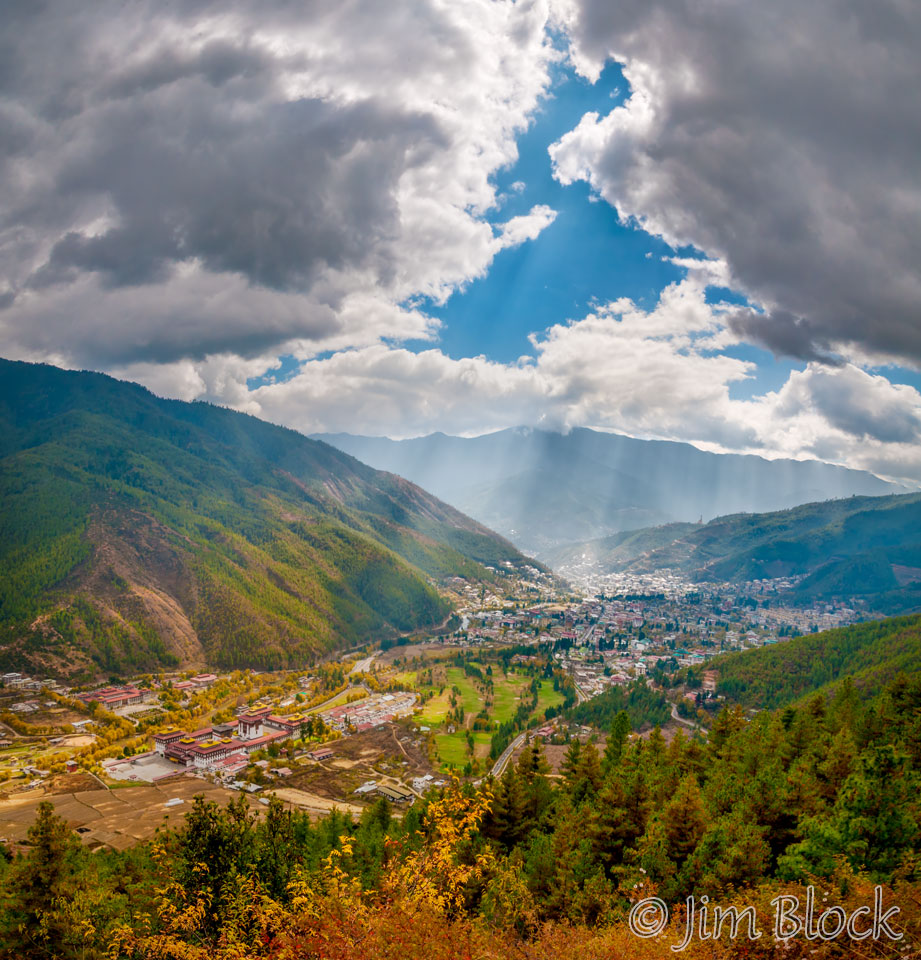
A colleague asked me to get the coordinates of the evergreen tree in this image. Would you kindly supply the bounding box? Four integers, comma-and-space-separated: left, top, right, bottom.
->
602, 710, 630, 775
0, 801, 80, 957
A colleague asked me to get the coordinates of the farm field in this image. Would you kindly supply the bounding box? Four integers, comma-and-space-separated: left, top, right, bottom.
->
0, 773, 270, 851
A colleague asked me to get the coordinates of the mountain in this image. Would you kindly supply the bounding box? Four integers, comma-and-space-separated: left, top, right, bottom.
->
556, 492, 921, 612
709, 613, 921, 710
0, 360, 537, 680
317, 427, 903, 556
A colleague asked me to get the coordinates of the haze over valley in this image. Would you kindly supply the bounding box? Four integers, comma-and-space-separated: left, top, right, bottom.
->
321, 428, 904, 557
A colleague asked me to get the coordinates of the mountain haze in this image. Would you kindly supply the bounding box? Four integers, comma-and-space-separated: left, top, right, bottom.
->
0, 360, 535, 680
319, 428, 902, 556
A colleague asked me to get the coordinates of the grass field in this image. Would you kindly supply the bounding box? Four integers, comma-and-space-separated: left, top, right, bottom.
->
306, 688, 367, 714
413, 663, 563, 771
389, 671, 418, 688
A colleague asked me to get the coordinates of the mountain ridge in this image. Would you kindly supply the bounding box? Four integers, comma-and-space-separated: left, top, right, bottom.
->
0, 360, 538, 680
318, 427, 904, 555
553, 492, 921, 613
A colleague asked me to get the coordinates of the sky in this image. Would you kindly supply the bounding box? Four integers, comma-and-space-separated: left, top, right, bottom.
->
2, 0, 921, 484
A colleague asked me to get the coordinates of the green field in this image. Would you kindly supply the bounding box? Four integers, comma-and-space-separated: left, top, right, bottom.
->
414, 663, 563, 771
306, 688, 367, 714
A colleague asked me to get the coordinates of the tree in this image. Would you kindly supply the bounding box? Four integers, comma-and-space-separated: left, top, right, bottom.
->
561, 738, 582, 785
662, 774, 709, 866
781, 744, 920, 881
0, 801, 80, 957
602, 710, 631, 776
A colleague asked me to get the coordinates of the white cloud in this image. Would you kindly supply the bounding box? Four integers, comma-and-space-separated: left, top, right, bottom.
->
548, 0, 921, 367
235, 271, 921, 485
0, 0, 558, 366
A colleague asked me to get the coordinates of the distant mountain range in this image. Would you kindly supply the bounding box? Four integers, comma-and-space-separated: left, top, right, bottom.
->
551, 492, 921, 613
318, 428, 904, 556
0, 360, 535, 681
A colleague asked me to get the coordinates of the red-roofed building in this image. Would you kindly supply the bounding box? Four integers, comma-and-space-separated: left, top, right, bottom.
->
152, 729, 187, 756
237, 707, 272, 740
77, 685, 145, 709
190, 739, 246, 771
190, 673, 218, 687
239, 731, 289, 753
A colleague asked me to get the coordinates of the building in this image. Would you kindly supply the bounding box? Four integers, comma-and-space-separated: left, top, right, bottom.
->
189, 739, 247, 771
152, 729, 187, 756
190, 673, 218, 688
237, 707, 272, 740
377, 783, 413, 803
307, 747, 334, 761
77, 685, 145, 709
263, 713, 306, 737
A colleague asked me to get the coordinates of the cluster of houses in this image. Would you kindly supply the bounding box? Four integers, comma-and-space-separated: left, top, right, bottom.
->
320, 692, 417, 733
1, 672, 64, 692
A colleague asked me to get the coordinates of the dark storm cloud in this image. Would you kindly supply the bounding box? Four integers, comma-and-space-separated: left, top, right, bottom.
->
727, 310, 844, 366
0, 2, 450, 364
554, 0, 921, 367
28, 96, 440, 294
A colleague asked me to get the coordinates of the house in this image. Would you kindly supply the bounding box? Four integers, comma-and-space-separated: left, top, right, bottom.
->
307, 747, 334, 761
377, 783, 413, 803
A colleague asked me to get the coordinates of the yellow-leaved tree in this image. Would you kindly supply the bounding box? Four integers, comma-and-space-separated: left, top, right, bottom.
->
387, 779, 495, 916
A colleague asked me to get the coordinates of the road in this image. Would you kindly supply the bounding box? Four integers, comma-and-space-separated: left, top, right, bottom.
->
0, 718, 21, 740
307, 682, 371, 715
349, 653, 379, 675
670, 702, 699, 730
490, 730, 528, 778
490, 671, 590, 778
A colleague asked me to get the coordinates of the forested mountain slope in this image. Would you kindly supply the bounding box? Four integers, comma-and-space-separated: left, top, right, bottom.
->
558, 493, 921, 612
0, 360, 534, 679
710, 613, 921, 709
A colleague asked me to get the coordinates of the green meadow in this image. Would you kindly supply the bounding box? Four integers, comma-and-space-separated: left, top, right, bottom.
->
412, 663, 563, 771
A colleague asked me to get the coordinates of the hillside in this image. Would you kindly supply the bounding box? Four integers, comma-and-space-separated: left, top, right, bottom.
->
319, 428, 901, 556
710, 613, 921, 710
0, 360, 537, 680
556, 493, 921, 611
544, 522, 700, 571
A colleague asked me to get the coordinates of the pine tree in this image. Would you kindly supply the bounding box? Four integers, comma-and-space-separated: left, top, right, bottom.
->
662, 774, 709, 865
0, 801, 79, 957
561, 737, 582, 785
602, 710, 630, 776
572, 741, 603, 802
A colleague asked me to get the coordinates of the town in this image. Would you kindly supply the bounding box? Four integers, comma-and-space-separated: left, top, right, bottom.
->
0, 572, 872, 852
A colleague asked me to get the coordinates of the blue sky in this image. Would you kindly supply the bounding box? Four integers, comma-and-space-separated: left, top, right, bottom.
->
248, 60, 807, 399
5, 2, 921, 483
406, 61, 806, 400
